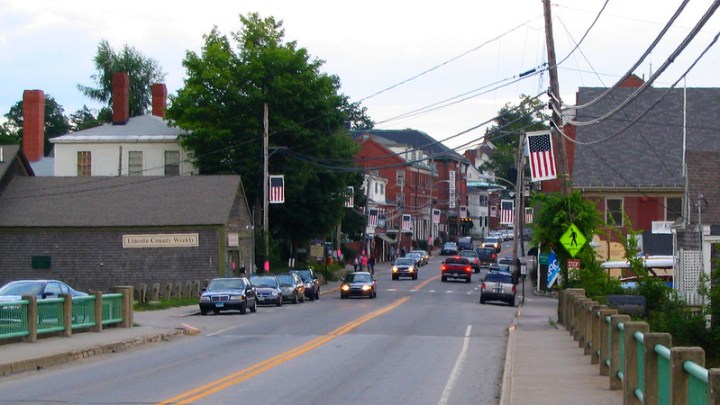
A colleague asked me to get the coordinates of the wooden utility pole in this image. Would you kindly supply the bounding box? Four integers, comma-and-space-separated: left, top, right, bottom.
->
512, 134, 525, 276
543, 0, 571, 194
263, 103, 270, 272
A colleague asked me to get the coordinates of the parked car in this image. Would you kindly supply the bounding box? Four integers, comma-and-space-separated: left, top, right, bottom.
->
198, 277, 257, 315
440, 256, 473, 283
340, 271, 377, 299
488, 263, 513, 275
250, 275, 283, 306
289, 268, 320, 301
480, 271, 516, 306
410, 250, 429, 266
276, 273, 306, 304
458, 249, 481, 273
0, 279, 88, 302
405, 252, 424, 267
391, 257, 418, 280
475, 247, 498, 268
481, 236, 502, 253
441, 241, 459, 255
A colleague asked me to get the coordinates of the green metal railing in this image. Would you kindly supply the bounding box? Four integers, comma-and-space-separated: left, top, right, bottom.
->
655, 345, 671, 404
0, 300, 29, 339
72, 295, 96, 329
36, 298, 65, 335
102, 293, 123, 325
685, 360, 708, 404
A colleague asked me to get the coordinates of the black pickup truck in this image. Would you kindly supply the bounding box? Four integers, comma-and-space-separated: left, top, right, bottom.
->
475, 247, 498, 268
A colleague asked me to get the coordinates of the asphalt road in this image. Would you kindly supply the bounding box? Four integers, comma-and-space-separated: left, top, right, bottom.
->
0, 248, 517, 405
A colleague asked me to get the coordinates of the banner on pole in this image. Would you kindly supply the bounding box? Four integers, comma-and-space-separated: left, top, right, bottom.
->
401, 214, 412, 231
269, 175, 285, 204
345, 186, 354, 208
432, 209, 441, 224
500, 200, 514, 225
526, 130, 557, 182
547, 250, 560, 288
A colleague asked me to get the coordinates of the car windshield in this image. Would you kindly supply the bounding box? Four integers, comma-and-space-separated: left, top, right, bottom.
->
207, 279, 246, 291
395, 258, 415, 266
251, 276, 279, 288
346, 273, 372, 283
444, 242, 456, 247
459, 251, 477, 257
0, 281, 44, 296
485, 237, 501, 243
290, 270, 312, 282
489, 264, 512, 273
276, 275, 294, 286
484, 273, 512, 283
445, 257, 469, 265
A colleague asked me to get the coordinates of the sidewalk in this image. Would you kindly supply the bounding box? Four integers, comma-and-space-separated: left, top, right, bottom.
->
501, 291, 622, 405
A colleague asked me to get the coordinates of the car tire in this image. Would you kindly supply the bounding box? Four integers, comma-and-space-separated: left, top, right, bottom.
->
300, 293, 305, 303
213, 308, 220, 315
480, 297, 486, 304
465, 277, 471, 283
341, 294, 347, 299
200, 308, 208, 316
277, 297, 283, 307
315, 289, 320, 300
239, 300, 248, 315
309, 291, 315, 301
441, 276, 447, 282
292, 292, 298, 304
249, 299, 257, 313
392, 275, 397, 280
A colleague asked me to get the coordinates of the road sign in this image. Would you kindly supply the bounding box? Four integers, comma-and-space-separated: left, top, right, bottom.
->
560, 224, 586, 258
567, 259, 580, 270
539, 253, 548, 265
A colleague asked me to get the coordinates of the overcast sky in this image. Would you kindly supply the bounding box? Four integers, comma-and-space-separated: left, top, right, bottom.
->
2, 1, 719, 151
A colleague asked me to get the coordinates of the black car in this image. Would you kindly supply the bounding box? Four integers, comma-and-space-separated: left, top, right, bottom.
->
276, 273, 306, 304
340, 272, 377, 299
475, 247, 498, 268
289, 268, 320, 301
199, 277, 258, 315
391, 257, 418, 280
250, 275, 284, 306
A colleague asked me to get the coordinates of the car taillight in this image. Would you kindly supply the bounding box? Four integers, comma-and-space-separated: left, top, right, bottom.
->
481, 282, 486, 289
492, 254, 496, 259
511, 285, 516, 293
465, 266, 472, 272
441, 265, 446, 271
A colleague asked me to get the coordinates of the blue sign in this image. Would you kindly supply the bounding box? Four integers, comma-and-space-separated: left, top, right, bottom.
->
547, 250, 560, 288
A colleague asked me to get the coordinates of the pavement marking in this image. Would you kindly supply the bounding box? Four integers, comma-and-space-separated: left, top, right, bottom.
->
206, 327, 235, 337
157, 296, 411, 405
438, 325, 472, 405
410, 275, 437, 292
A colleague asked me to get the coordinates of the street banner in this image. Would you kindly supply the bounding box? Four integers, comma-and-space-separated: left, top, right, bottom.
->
345, 186, 354, 207
432, 209, 441, 224
527, 131, 557, 182
368, 208, 378, 227
525, 207, 534, 224
401, 214, 412, 231
459, 205, 467, 219
500, 200, 514, 225
547, 250, 560, 288
490, 205, 497, 218
269, 175, 285, 204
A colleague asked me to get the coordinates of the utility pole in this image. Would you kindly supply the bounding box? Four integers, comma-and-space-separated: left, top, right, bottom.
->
543, 0, 571, 195
512, 134, 525, 274
263, 103, 270, 272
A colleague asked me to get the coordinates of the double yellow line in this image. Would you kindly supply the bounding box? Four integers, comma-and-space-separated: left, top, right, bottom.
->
158, 296, 410, 404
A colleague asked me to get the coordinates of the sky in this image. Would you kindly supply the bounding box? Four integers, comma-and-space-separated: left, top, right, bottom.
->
2, 1, 719, 151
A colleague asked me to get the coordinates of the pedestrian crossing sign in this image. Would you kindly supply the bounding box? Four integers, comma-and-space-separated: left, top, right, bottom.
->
559, 223, 586, 257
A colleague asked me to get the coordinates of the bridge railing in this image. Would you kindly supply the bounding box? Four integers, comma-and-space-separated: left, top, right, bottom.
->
560, 288, 720, 405
0, 286, 133, 343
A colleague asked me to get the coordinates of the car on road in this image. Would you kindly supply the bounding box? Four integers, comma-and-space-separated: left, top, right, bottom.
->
340, 272, 377, 299
199, 277, 257, 315
458, 249, 481, 273
440, 256, 473, 283
391, 257, 418, 280
410, 250, 429, 266
480, 271, 516, 306
475, 247, 498, 269
481, 236, 502, 253
441, 241, 459, 255
250, 275, 284, 306
458, 236, 473, 251
289, 268, 320, 301
405, 252, 424, 267
0, 279, 88, 302
276, 273, 306, 304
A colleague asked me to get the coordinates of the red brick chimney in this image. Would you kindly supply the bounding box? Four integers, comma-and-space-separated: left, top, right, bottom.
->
619, 74, 645, 88
22, 89, 45, 162
151, 83, 167, 118
112, 72, 129, 125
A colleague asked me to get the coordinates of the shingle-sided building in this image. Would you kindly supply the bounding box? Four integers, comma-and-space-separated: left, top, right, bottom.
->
0, 174, 254, 292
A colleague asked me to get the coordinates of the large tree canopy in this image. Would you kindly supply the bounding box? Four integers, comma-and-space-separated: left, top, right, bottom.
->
78, 39, 166, 121
168, 13, 362, 253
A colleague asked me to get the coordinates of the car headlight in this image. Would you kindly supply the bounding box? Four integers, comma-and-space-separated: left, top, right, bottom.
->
305, 282, 312, 288
229, 295, 245, 301
392, 267, 399, 272
271, 290, 279, 296
361, 285, 371, 291
341, 285, 350, 291
409, 267, 415, 272
200, 296, 211, 302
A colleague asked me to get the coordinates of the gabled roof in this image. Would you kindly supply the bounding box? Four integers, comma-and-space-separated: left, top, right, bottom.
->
0, 145, 34, 181
0, 175, 244, 227
572, 87, 720, 189
51, 115, 184, 144
350, 129, 466, 162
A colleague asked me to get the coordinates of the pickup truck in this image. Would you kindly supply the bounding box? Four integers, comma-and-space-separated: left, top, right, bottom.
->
440, 256, 473, 283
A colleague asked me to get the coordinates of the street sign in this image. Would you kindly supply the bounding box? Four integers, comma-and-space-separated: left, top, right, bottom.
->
539, 253, 548, 265
560, 224, 587, 258
567, 259, 580, 270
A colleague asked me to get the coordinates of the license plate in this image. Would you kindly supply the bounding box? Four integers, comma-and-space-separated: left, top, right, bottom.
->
215, 302, 224, 308
258, 296, 265, 301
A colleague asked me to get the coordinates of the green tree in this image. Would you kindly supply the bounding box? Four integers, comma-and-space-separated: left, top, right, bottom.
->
168, 13, 362, 259
69, 106, 102, 131
78, 39, 166, 120
4, 94, 71, 155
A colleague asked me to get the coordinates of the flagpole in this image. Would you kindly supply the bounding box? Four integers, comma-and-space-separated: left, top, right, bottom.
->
263, 103, 270, 272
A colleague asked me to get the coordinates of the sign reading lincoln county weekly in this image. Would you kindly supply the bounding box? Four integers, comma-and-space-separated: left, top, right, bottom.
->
122, 233, 199, 248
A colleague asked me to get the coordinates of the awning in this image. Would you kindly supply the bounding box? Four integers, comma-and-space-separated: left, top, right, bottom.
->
377, 234, 396, 244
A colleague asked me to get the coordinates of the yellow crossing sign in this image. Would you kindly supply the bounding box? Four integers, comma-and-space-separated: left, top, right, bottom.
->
560, 224, 586, 257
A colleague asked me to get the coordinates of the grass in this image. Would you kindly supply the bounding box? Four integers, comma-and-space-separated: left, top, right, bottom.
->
134, 296, 198, 311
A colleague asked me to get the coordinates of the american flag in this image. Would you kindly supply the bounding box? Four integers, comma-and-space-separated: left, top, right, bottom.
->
527, 131, 557, 182
500, 200, 514, 225
368, 208, 378, 227
432, 209, 441, 224
459, 206, 467, 219
401, 214, 412, 231
525, 207, 534, 224
345, 186, 354, 208
269, 175, 284, 204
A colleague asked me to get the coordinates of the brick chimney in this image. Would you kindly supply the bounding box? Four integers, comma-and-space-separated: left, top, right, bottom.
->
22, 89, 45, 161
619, 74, 645, 88
112, 72, 130, 125
151, 83, 167, 118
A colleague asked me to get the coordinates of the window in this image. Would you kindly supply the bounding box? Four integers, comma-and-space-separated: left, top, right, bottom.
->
77, 151, 91, 176
164, 151, 180, 176
666, 197, 682, 221
606, 198, 623, 226
128, 151, 143, 176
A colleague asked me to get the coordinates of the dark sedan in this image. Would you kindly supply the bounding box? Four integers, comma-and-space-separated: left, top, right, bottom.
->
276, 273, 305, 304
340, 272, 377, 299
0, 279, 88, 302
198, 277, 258, 315
289, 268, 320, 301
391, 257, 418, 280
250, 275, 284, 306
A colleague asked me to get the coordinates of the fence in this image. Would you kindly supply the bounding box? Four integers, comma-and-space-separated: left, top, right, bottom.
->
0, 286, 133, 343
560, 288, 720, 405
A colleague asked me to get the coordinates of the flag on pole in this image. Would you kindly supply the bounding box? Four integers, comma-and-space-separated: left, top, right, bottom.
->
269, 175, 285, 204
345, 186, 354, 207
525, 207, 534, 224
527, 131, 557, 182
432, 209, 441, 224
401, 214, 412, 231
547, 250, 560, 288
500, 200, 514, 225
459, 206, 467, 219
368, 208, 378, 227
490, 205, 497, 218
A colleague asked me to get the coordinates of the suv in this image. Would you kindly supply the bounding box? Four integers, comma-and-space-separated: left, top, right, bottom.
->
289, 268, 320, 301
480, 271, 516, 306
458, 236, 473, 251
441, 242, 459, 255
481, 236, 502, 253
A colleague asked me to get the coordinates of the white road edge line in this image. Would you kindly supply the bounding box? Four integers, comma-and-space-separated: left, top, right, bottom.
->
438, 325, 472, 405
206, 327, 235, 337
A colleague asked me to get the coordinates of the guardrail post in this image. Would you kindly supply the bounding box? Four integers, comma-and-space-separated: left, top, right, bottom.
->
22, 295, 37, 343
570, 294, 585, 340
563, 289, 584, 330
643, 333, 672, 405
670, 347, 704, 405
60, 293, 73, 337
92, 291, 103, 332
623, 321, 649, 405
591, 304, 607, 364
582, 300, 598, 354
709, 368, 720, 405
112, 286, 134, 328
598, 308, 618, 376
609, 314, 631, 390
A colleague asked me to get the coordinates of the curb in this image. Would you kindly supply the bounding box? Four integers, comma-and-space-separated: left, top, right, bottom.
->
499, 301, 524, 405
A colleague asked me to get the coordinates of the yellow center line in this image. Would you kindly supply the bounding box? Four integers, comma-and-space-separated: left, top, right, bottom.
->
157, 296, 410, 405
411, 274, 438, 292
